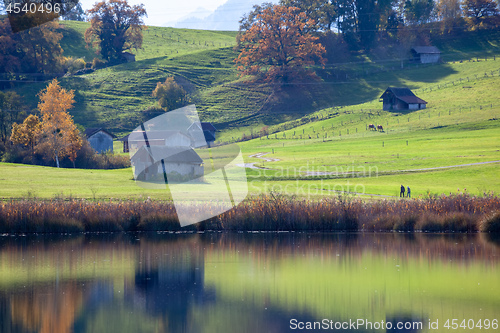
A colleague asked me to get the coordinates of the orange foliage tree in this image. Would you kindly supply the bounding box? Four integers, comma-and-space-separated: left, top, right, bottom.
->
10, 114, 41, 155
85, 0, 147, 63
152, 77, 190, 111
36, 79, 82, 168
234, 5, 326, 84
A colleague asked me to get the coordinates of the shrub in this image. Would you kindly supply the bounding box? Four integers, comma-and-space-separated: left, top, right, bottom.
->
74, 139, 130, 169
480, 211, 500, 233
66, 57, 86, 74
394, 215, 418, 232
92, 57, 107, 70
1, 144, 30, 163
137, 213, 181, 231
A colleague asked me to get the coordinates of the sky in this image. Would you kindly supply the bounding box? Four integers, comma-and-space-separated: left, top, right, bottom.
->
78, 0, 230, 27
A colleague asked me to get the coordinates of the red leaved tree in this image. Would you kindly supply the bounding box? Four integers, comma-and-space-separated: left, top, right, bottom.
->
234, 5, 326, 84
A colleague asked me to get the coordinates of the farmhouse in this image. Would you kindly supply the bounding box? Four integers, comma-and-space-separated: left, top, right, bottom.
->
131, 146, 204, 181
84, 128, 115, 153
411, 46, 441, 64
380, 87, 427, 111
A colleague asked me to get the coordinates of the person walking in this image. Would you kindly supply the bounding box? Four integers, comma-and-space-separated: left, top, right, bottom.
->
407, 186, 411, 198
400, 185, 405, 198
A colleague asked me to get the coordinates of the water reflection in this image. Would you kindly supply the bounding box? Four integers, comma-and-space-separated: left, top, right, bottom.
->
0, 233, 498, 333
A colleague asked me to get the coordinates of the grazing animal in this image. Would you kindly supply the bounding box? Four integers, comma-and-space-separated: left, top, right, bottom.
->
377, 125, 384, 132
368, 124, 376, 130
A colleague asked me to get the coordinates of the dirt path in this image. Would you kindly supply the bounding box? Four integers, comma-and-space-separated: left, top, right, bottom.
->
304, 160, 500, 176
239, 153, 499, 174
236, 152, 280, 169
396, 160, 500, 173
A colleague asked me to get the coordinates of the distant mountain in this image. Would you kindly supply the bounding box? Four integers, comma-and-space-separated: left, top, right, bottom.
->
174, 0, 278, 31
162, 7, 212, 28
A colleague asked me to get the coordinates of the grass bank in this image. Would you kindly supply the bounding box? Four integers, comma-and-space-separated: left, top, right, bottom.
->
0, 194, 499, 233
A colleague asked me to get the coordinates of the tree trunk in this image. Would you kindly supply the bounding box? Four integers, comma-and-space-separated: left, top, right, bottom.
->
55, 154, 60, 168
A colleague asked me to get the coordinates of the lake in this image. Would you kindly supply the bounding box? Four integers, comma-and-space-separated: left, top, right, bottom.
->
0, 232, 499, 333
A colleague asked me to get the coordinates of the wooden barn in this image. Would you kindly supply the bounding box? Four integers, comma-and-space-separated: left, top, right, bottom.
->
380, 87, 427, 111
121, 52, 136, 63
84, 128, 115, 153
411, 46, 441, 64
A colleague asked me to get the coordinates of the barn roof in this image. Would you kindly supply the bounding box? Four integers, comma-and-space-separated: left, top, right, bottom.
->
380, 87, 427, 104
188, 122, 217, 132
120, 130, 191, 142
411, 46, 441, 54
84, 128, 116, 139
132, 146, 203, 164
203, 130, 216, 142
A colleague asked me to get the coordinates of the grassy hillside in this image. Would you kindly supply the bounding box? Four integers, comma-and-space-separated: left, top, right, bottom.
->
59, 21, 238, 62
9, 23, 500, 138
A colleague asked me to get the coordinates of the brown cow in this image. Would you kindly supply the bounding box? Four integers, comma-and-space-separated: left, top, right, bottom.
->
368, 124, 376, 131
377, 125, 384, 132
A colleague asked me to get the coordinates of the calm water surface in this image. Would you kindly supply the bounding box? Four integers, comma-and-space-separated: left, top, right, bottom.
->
0, 232, 499, 333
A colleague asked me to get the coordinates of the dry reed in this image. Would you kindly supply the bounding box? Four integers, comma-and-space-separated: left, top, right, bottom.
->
0, 193, 499, 233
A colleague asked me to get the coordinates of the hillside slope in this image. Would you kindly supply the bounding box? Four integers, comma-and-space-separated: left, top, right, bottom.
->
8, 23, 500, 139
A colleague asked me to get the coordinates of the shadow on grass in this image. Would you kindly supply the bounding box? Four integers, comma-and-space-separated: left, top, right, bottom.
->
59, 25, 96, 61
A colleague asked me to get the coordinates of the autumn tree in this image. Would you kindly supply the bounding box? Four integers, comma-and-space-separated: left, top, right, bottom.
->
235, 5, 326, 84
10, 114, 41, 156
0, 16, 63, 82
0, 91, 26, 143
463, 0, 499, 26
85, 0, 147, 63
279, 0, 337, 31
436, 0, 464, 33
36, 79, 82, 168
16, 20, 64, 76
404, 0, 436, 25
152, 77, 190, 111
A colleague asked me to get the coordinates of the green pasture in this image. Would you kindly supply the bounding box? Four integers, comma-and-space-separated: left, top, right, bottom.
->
240, 119, 500, 197
240, 122, 500, 172
247, 163, 499, 199
59, 21, 237, 62
0, 163, 171, 200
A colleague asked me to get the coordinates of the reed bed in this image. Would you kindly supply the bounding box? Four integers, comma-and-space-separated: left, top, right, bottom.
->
0, 194, 499, 233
